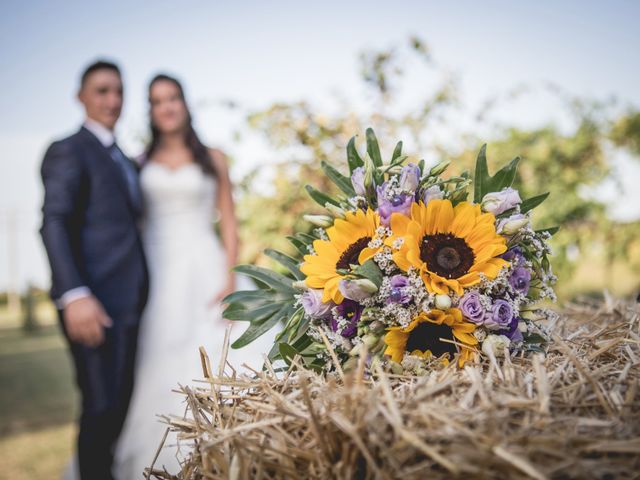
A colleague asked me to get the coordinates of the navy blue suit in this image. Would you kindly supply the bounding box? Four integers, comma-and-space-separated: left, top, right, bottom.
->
40, 126, 148, 480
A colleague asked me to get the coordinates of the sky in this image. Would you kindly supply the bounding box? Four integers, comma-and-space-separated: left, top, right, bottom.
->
1, 0, 639, 291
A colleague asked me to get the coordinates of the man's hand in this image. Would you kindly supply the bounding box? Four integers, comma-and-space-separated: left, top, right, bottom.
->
63, 295, 112, 347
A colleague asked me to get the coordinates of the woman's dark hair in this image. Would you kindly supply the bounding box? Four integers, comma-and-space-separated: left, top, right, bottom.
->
145, 74, 216, 176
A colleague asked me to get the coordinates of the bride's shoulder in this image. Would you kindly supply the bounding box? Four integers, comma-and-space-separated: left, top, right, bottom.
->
208, 147, 229, 174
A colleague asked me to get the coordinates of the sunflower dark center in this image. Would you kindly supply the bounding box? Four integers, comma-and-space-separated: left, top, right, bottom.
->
406, 322, 457, 357
420, 233, 475, 279
336, 236, 372, 270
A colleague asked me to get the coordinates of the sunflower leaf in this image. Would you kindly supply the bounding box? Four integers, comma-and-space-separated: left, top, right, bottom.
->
346, 136, 364, 173
366, 128, 383, 167
520, 192, 550, 213
264, 248, 304, 280
305, 185, 340, 207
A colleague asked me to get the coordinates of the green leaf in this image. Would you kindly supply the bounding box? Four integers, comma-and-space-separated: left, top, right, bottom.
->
278, 343, 299, 365
305, 185, 340, 207
486, 156, 520, 193
520, 192, 550, 213
536, 226, 560, 236
353, 259, 384, 288
233, 265, 295, 292
321, 161, 356, 196
287, 236, 309, 256
391, 141, 403, 161
231, 304, 288, 348
473, 144, 520, 202
264, 248, 304, 280
222, 289, 275, 304
346, 136, 364, 173
224, 301, 283, 322
473, 144, 489, 203
366, 128, 383, 167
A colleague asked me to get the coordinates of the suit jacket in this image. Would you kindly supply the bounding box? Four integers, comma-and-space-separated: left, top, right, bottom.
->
40, 126, 148, 317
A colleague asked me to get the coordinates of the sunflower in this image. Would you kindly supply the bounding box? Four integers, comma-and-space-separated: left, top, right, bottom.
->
384, 308, 478, 367
387, 199, 508, 296
301, 209, 381, 304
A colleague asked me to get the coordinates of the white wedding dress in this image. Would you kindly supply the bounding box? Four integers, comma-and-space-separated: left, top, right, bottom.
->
112, 161, 276, 479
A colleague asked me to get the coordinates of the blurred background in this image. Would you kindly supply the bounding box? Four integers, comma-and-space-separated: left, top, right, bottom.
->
1, 1, 639, 478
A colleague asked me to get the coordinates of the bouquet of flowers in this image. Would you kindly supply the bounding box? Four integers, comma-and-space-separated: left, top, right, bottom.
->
224, 129, 557, 374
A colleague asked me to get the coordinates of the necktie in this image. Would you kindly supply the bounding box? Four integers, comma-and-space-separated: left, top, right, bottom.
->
108, 143, 142, 213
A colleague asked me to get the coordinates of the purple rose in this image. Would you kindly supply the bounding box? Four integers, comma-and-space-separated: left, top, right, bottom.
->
351, 167, 366, 196
485, 299, 513, 330
386, 274, 411, 304
301, 289, 333, 318
459, 291, 486, 324
421, 185, 444, 205
498, 316, 524, 344
377, 182, 413, 226
331, 299, 363, 338
399, 163, 420, 191
481, 188, 522, 215
509, 267, 531, 295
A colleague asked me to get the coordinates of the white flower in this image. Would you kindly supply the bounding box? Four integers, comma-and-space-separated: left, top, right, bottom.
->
482, 334, 511, 357
434, 294, 452, 310
303, 214, 333, 228
422, 185, 444, 204
481, 188, 522, 215
497, 214, 530, 235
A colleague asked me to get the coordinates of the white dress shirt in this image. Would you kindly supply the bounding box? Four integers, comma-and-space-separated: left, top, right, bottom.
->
57, 119, 116, 308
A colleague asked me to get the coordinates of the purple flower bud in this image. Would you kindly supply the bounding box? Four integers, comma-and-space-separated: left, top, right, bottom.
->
399, 163, 421, 191
351, 167, 366, 196
301, 289, 333, 318
485, 299, 513, 330
386, 275, 411, 304
331, 299, 363, 338
502, 246, 524, 264
498, 316, 524, 344
509, 267, 531, 295
459, 291, 486, 324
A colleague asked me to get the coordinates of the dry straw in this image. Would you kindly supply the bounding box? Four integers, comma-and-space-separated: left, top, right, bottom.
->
147, 297, 639, 479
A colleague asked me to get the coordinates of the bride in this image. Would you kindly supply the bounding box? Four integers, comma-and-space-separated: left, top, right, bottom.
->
113, 74, 273, 479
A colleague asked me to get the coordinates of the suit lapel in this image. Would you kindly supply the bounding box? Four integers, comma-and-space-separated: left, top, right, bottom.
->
78, 127, 139, 216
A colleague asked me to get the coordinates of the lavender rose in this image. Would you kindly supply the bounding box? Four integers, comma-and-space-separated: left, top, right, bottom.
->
377, 183, 413, 226
386, 274, 411, 304
331, 299, 363, 338
399, 163, 420, 191
502, 246, 524, 264
481, 187, 522, 215
351, 166, 366, 196
509, 267, 531, 295
485, 299, 514, 330
301, 289, 333, 318
459, 291, 486, 324
497, 213, 530, 235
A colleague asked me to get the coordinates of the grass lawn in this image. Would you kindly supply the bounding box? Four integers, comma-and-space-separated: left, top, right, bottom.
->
0, 324, 77, 479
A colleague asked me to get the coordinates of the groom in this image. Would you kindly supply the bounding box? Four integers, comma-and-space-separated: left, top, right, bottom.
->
40, 60, 148, 480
